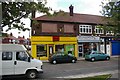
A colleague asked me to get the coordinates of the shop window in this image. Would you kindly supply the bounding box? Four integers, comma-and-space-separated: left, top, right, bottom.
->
65, 44, 75, 55
55, 45, 64, 52
2, 52, 12, 60
37, 45, 47, 57
55, 44, 75, 56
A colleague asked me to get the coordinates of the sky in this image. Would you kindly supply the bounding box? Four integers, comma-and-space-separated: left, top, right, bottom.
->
3, 0, 106, 39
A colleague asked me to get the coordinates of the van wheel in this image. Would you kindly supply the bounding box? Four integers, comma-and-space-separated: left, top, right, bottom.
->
27, 70, 37, 79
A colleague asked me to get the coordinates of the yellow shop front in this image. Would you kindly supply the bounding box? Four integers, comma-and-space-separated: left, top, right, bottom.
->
31, 36, 78, 60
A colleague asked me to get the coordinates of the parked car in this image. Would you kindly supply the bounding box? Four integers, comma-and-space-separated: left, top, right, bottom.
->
85, 51, 110, 62
49, 52, 77, 64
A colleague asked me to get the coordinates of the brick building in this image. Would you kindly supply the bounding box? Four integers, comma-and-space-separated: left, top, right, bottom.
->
31, 5, 119, 60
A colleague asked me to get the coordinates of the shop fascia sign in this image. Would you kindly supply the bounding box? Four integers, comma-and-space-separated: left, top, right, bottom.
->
53, 36, 59, 41
77, 36, 100, 42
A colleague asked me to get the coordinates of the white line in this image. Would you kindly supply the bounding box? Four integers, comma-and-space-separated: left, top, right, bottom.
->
56, 70, 118, 78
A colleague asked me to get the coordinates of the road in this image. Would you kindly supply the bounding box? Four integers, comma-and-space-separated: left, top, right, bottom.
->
2, 57, 119, 80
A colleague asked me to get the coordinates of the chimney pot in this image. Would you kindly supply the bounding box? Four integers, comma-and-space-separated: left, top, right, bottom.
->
69, 5, 74, 16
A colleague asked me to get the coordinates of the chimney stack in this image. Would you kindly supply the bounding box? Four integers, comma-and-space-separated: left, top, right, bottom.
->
69, 5, 74, 16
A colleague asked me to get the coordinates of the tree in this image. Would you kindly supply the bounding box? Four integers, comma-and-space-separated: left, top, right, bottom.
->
101, 1, 120, 37
1, 1, 51, 31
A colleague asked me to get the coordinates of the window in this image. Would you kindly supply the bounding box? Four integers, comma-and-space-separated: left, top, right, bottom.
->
59, 26, 64, 33
37, 45, 47, 57
42, 23, 57, 33
64, 24, 74, 33
16, 51, 28, 61
79, 25, 92, 34
106, 31, 114, 35
95, 26, 104, 34
2, 52, 12, 60
55, 45, 64, 52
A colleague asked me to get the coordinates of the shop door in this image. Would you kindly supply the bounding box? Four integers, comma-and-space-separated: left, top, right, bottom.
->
49, 45, 54, 57
106, 44, 111, 56
78, 45, 83, 57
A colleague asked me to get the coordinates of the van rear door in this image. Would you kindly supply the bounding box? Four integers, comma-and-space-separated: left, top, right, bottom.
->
2, 51, 14, 75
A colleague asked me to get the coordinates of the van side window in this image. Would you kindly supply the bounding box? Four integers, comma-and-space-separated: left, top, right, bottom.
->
16, 52, 28, 61
2, 52, 12, 60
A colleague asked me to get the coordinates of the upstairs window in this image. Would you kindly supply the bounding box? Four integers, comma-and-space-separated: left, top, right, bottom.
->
42, 23, 57, 33
64, 24, 74, 33
79, 25, 92, 34
106, 31, 114, 35
95, 26, 104, 34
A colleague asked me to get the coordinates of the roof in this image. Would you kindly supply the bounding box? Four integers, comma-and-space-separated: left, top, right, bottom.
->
0, 44, 27, 51
18, 36, 25, 40
33, 12, 106, 25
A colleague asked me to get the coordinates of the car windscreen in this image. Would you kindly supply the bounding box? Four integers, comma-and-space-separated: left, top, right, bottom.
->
85, 51, 91, 55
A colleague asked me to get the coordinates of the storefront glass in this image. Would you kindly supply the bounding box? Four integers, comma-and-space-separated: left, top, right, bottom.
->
55, 45, 64, 52
65, 45, 74, 55
55, 44, 75, 55
78, 43, 97, 57
37, 45, 47, 57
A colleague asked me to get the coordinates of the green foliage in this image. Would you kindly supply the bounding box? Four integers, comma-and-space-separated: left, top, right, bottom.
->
2, 1, 51, 31
101, 1, 120, 36
1, 33, 8, 37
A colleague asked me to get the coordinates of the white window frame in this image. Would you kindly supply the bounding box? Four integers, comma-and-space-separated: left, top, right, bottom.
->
106, 31, 114, 35
95, 26, 104, 34
79, 25, 92, 34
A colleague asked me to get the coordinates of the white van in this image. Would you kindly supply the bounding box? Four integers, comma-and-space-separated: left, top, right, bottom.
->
0, 44, 43, 79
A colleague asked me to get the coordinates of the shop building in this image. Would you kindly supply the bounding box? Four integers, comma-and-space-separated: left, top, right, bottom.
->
31, 5, 117, 60
31, 36, 78, 60
31, 5, 79, 60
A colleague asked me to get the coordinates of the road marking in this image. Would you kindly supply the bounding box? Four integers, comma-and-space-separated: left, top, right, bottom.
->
56, 70, 118, 78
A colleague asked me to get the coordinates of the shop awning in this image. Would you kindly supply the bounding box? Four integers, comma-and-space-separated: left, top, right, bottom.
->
77, 36, 101, 42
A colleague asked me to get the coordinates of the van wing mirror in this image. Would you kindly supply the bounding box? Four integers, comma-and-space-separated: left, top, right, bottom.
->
28, 57, 31, 62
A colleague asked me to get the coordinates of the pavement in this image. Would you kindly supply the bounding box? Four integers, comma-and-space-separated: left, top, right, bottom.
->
56, 70, 118, 78
108, 73, 119, 80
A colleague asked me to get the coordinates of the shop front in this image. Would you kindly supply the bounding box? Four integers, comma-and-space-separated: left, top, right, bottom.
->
77, 36, 101, 57
111, 40, 120, 56
31, 36, 78, 60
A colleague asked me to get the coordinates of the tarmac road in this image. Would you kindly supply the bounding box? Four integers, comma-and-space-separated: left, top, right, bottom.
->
1, 57, 119, 80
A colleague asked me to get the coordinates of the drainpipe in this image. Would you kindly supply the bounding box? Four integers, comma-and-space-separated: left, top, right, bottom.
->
104, 38, 107, 54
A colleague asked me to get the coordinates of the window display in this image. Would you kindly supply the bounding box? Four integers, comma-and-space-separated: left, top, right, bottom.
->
37, 45, 47, 57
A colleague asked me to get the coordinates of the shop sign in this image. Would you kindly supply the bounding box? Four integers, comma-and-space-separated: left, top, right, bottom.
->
53, 36, 59, 41
77, 36, 100, 42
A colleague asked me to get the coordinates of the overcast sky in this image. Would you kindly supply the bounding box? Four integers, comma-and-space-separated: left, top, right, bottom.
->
4, 0, 106, 38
